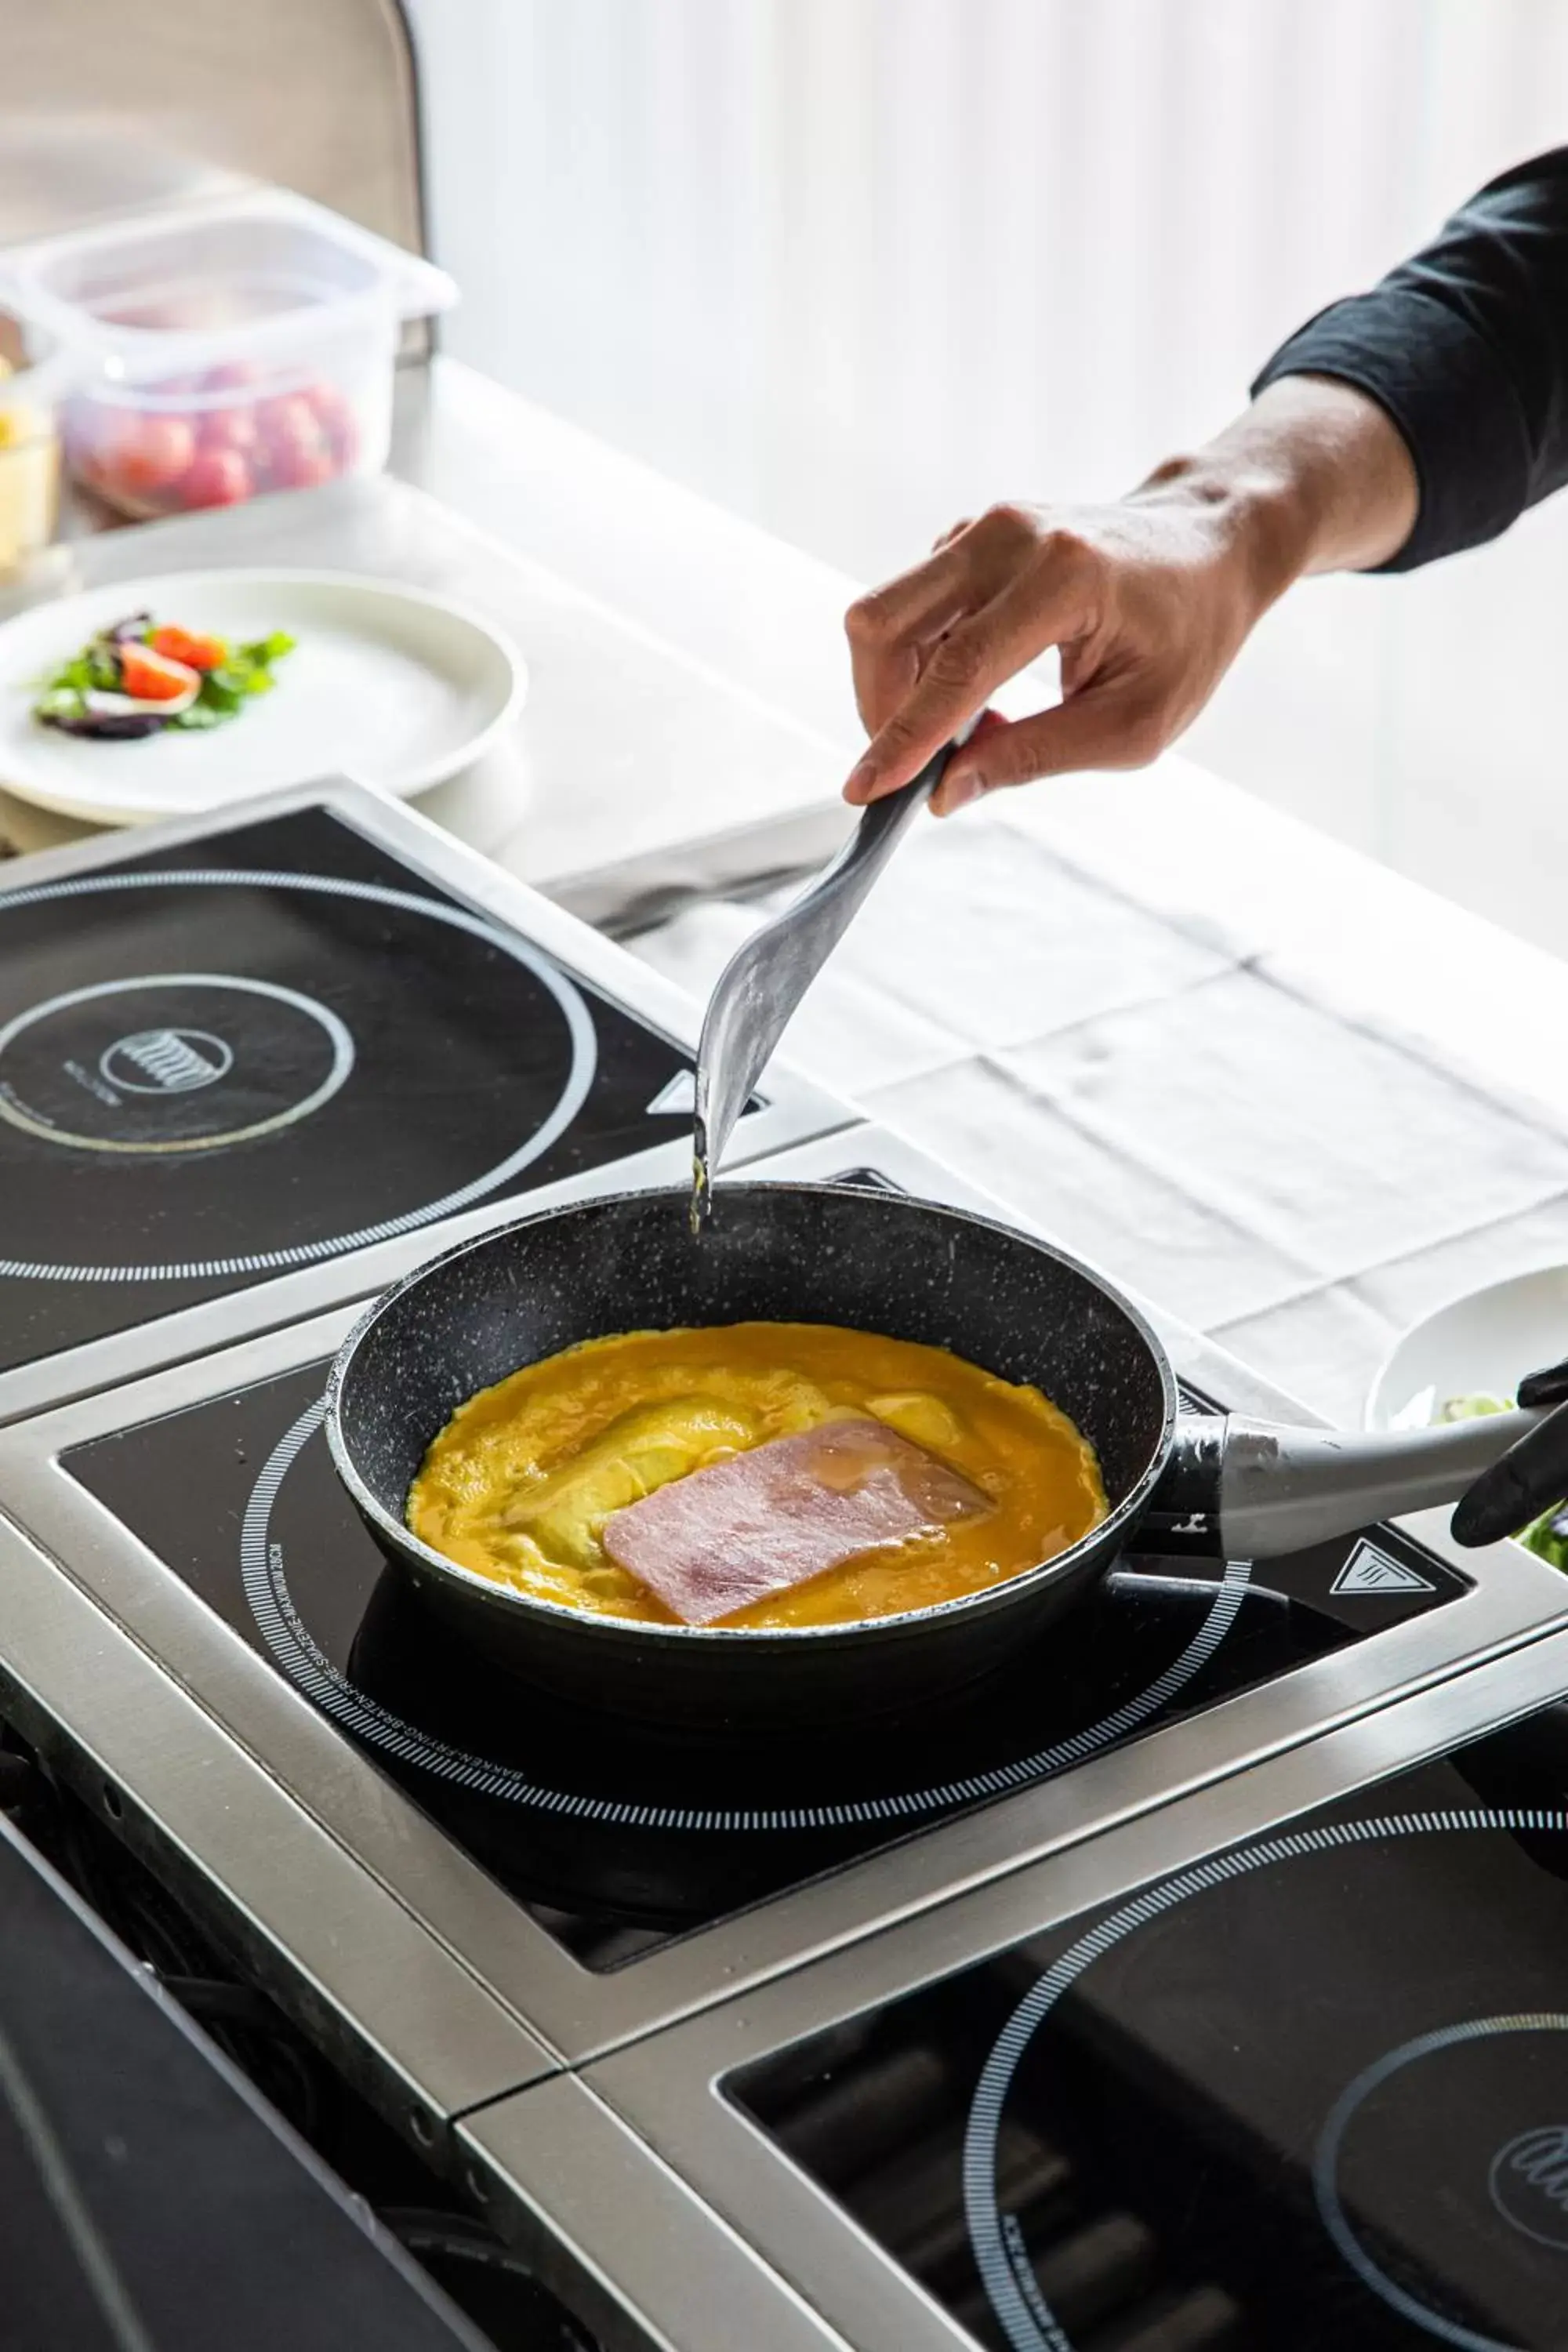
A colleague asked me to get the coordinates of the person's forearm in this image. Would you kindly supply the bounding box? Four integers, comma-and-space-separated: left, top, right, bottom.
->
1132, 374, 1420, 599
1254, 148, 1568, 569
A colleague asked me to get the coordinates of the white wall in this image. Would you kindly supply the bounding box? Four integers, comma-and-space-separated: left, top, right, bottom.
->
408, 0, 1568, 949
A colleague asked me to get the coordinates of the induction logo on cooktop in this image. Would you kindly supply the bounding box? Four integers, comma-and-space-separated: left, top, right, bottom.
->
1490, 2124, 1568, 2252
100, 1029, 234, 1094
0, 974, 354, 1154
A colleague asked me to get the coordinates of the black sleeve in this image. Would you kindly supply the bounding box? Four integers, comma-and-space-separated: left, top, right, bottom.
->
1252, 148, 1568, 570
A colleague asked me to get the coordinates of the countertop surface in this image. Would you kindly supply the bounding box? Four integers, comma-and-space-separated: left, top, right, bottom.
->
0, 1806, 492, 2352
0, 361, 855, 890
630, 770, 1568, 1433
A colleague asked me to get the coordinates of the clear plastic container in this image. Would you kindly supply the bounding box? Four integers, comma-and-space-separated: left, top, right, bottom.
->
0, 191, 455, 521
0, 325, 67, 569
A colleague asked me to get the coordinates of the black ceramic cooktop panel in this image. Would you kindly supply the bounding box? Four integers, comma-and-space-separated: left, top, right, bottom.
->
738, 1706, 1568, 2351
0, 1816, 500, 2352
0, 808, 696, 1373
67, 1298, 1467, 1967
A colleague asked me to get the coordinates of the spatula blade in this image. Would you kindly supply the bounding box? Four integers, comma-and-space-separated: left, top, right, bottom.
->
690, 728, 971, 1229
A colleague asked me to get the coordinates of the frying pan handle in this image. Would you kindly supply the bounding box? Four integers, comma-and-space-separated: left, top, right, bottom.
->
1146, 1407, 1544, 1560
1142, 1415, 1229, 1552
1218, 1408, 1543, 1559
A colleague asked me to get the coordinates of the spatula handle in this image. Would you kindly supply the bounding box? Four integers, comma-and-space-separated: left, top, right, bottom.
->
833, 712, 983, 906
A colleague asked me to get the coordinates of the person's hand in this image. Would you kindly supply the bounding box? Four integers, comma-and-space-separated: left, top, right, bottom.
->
843, 486, 1283, 815
840, 376, 1420, 817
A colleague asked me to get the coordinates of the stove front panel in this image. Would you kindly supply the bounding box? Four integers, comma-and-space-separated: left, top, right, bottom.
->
586, 1630, 1568, 2352
0, 783, 850, 1421
0, 1501, 558, 2154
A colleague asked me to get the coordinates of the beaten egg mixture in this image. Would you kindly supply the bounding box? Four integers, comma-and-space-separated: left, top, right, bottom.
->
408, 1322, 1106, 1632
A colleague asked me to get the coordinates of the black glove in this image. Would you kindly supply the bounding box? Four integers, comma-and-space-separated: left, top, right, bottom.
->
1451, 1354, 1568, 1548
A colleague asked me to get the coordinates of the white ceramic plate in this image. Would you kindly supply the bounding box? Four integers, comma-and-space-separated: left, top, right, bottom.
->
1365, 1264, 1568, 1431
0, 568, 525, 823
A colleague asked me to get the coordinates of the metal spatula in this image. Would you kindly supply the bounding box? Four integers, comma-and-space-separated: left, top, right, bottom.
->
690, 726, 974, 1231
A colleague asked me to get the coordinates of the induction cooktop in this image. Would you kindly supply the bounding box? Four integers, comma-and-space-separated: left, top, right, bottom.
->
739, 1729, 1568, 2351
0, 782, 844, 1420
565, 1628, 1568, 2352
64, 1337, 1465, 1962
2, 1123, 1562, 2114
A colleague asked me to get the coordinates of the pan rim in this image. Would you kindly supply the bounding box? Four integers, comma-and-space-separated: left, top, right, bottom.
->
323, 1181, 1180, 1648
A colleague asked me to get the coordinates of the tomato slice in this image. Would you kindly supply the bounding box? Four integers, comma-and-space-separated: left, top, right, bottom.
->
118, 644, 199, 702
146, 624, 227, 672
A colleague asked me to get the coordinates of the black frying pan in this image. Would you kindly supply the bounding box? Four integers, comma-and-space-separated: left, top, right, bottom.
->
325, 1183, 1535, 1736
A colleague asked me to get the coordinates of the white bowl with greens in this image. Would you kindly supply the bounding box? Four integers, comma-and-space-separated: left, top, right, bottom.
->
1366, 1264, 1568, 1566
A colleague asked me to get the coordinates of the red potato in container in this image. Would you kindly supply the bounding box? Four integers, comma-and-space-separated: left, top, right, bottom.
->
66, 362, 390, 518
68, 408, 196, 506
0, 191, 456, 521
306, 379, 361, 470
196, 405, 260, 458
250, 394, 334, 494
175, 445, 253, 509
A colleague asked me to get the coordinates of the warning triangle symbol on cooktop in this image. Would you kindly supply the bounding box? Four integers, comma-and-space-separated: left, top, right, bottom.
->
647, 1072, 696, 1116
1330, 1539, 1437, 1596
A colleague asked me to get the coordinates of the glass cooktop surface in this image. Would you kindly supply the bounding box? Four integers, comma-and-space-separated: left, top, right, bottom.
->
737, 1703, 1568, 2351
0, 808, 698, 1373
65, 1170, 1469, 1967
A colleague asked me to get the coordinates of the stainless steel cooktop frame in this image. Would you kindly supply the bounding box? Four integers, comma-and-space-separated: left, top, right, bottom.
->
461, 2070, 860, 2352
0, 1123, 1563, 2152
0, 778, 851, 1427
464, 1627, 1568, 2352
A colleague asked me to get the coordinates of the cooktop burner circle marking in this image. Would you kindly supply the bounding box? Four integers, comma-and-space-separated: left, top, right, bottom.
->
964, 1808, 1568, 2352
240, 1398, 1252, 1832
0, 869, 596, 1276
1316, 2013, 1568, 2348
0, 973, 353, 1153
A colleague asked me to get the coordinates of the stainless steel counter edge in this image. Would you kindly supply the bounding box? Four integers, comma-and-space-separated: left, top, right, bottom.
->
580, 1626, 1568, 2352
544, 797, 855, 938
456, 2072, 859, 2352
0, 775, 856, 1427
0, 1506, 561, 2147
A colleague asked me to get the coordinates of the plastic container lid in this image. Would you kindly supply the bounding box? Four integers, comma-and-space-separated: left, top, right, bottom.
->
0, 189, 456, 387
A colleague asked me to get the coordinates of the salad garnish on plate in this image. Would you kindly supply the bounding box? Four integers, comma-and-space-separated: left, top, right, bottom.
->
32, 612, 295, 740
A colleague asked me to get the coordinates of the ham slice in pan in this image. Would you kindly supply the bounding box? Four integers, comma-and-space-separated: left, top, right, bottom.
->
601, 1417, 991, 1625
